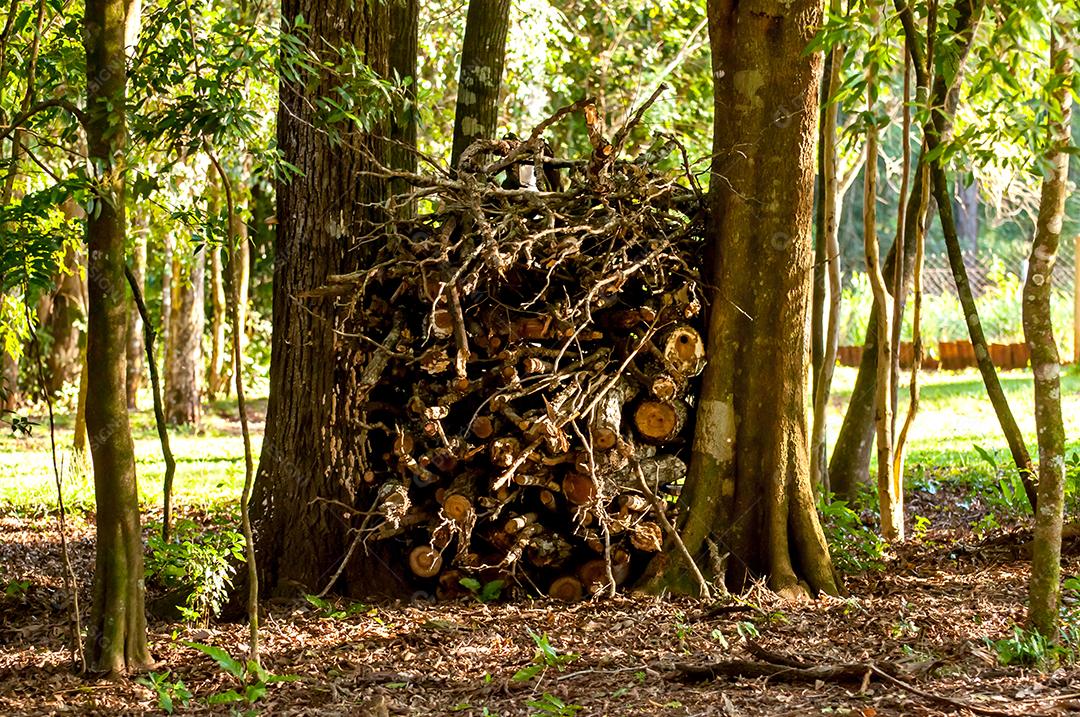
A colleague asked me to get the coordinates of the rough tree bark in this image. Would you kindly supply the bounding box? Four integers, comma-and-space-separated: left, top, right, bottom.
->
164, 248, 204, 425
659, 0, 837, 598
251, 0, 404, 598
1025, 20, 1071, 639
83, 0, 151, 674
449, 0, 509, 166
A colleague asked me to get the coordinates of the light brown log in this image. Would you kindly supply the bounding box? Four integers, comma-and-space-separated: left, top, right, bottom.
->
431, 308, 454, 339
657, 325, 705, 376
631, 521, 663, 552
548, 576, 584, 602
650, 374, 680, 401
591, 378, 636, 450
579, 550, 630, 592
619, 493, 649, 513
504, 512, 537, 534
409, 546, 443, 578
633, 400, 687, 443
443, 494, 474, 524
471, 415, 496, 440
539, 489, 557, 511
522, 357, 552, 375
562, 473, 597, 505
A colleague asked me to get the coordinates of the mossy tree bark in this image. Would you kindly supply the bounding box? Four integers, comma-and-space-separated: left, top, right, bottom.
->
1025, 19, 1071, 639
450, 0, 509, 166
251, 0, 408, 598
83, 0, 152, 674
658, 0, 837, 599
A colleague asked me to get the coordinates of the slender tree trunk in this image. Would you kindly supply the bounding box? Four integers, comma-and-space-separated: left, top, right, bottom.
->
831, 0, 980, 501
955, 177, 978, 253
83, 0, 151, 674
40, 241, 85, 396
810, 13, 844, 493
657, 0, 837, 598
125, 226, 146, 408
450, 0, 510, 166
208, 245, 227, 399
0, 351, 16, 411
1073, 233, 1079, 365
862, 26, 901, 541
1025, 21, 1071, 639
916, 0, 1036, 509
230, 208, 249, 361
251, 0, 403, 598
164, 248, 204, 425
73, 349, 88, 453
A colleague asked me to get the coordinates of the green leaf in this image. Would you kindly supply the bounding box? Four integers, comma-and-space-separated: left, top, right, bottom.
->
207, 689, 245, 704
512, 664, 543, 681
185, 641, 246, 678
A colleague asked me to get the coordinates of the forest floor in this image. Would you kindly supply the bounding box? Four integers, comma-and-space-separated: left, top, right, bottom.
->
2, 367, 1080, 716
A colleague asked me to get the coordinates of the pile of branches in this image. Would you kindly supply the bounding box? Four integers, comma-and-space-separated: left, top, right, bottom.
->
323, 94, 708, 601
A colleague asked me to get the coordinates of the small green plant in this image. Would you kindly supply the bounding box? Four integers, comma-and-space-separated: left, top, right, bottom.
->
971, 513, 1001, 540
136, 671, 192, 714
734, 620, 759, 640
817, 494, 886, 573
186, 642, 298, 707
304, 594, 368, 619
512, 629, 578, 681
991, 626, 1064, 666
459, 577, 505, 603
912, 515, 931, 539
3, 577, 29, 600
973, 444, 1029, 516
527, 693, 583, 717
145, 519, 245, 624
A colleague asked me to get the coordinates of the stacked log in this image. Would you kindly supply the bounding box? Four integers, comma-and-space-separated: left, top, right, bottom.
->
317, 97, 706, 600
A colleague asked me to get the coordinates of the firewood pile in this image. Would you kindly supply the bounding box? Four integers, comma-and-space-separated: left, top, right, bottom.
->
323, 95, 708, 601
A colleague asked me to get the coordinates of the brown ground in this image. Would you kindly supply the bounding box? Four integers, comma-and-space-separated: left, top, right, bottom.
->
2, 501, 1080, 717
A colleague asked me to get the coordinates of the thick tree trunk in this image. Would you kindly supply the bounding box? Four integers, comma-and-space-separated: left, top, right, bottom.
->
449, 0, 510, 166
83, 0, 151, 674
164, 249, 204, 425
659, 0, 837, 598
125, 227, 146, 408
251, 0, 402, 598
1025, 24, 1071, 639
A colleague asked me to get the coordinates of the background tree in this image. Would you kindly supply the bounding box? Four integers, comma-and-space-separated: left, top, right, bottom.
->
661, 0, 837, 598
450, 0, 510, 166
1025, 12, 1072, 639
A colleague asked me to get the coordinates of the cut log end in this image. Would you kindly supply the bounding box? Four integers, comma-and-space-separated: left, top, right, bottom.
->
409, 546, 443, 578
562, 473, 597, 506
633, 400, 686, 443
548, 576, 584, 602
443, 494, 474, 524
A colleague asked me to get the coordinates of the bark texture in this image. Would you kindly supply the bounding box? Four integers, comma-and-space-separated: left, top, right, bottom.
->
83, 0, 151, 674
1025, 23, 1071, 639
450, 0, 510, 166
665, 0, 837, 598
164, 249, 204, 425
251, 0, 402, 598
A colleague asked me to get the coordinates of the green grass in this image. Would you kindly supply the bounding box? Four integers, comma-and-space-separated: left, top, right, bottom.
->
827, 364, 1080, 470
0, 395, 262, 516
1, 365, 1078, 518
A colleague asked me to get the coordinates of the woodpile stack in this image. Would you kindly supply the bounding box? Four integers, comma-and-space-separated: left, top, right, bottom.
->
320, 96, 706, 601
